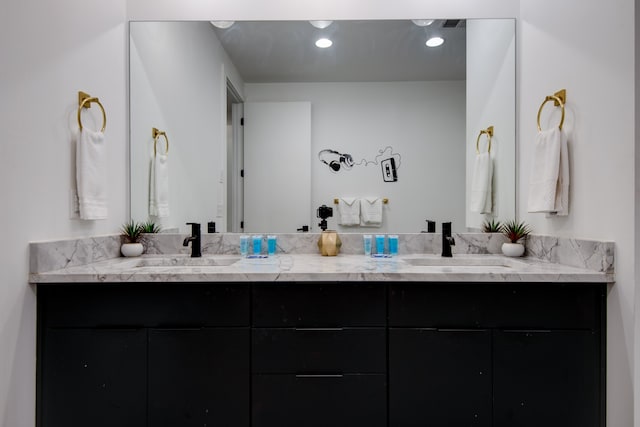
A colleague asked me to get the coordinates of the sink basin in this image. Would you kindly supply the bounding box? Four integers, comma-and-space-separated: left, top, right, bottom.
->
402, 256, 514, 268
135, 256, 241, 268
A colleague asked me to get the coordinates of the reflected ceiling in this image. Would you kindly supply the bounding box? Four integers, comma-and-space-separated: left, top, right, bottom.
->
212, 20, 466, 83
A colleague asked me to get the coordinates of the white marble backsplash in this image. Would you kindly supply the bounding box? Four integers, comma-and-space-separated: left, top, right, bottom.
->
30, 235, 122, 274
30, 232, 614, 274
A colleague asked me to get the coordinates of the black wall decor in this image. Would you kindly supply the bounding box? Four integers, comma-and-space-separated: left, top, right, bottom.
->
318, 146, 402, 183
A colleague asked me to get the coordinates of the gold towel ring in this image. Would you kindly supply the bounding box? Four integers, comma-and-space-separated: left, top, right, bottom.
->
77, 91, 106, 132
476, 126, 494, 154
537, 89, 566, 131
152, 128, 169, 156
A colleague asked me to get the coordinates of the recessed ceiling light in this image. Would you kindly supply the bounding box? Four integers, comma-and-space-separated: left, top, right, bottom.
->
412, 19, 434, 27
315, 38, 333, 48
309, 20, 333, 29
210, 21, 235, 29
426, 37, 444, 47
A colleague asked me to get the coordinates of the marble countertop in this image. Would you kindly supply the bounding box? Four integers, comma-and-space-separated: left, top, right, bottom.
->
29, 253, 613, 284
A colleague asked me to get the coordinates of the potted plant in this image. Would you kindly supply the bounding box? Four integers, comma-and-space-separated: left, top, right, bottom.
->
120, 220, 144, 257
482, 219, 502, 233
500, 220, 531, 257
141, 220, 162, 234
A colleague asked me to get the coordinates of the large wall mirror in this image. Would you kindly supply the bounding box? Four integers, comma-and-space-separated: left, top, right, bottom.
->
130, 19, 515, 234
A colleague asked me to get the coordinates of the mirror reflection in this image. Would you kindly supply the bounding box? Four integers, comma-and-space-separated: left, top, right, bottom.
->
130, 19, 515, 234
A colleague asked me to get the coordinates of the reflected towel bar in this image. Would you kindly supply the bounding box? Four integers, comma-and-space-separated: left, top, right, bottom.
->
334, 198, 388, 204
476, 126, 494, 154
152, 127, 169, 156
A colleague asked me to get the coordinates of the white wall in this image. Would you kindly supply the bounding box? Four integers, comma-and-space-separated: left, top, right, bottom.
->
518, 2, 634, 426
130, 21, 244, 233
0, 0, 128, 425
466, 19, 516, 228
246, 81, 466, 232
1, 1, 636, 426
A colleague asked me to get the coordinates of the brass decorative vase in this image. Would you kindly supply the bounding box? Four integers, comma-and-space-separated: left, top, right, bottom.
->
317, 230, 342, 256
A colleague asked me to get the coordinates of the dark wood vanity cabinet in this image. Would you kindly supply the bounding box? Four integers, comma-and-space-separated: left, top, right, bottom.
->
37, 284, 250, 427
251, 283, 387, 427
388, 283, 605, 427
37, 281, 605, 427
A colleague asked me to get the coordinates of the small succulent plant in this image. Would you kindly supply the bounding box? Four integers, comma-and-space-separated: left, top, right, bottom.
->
120, 220, 143, 243
141, 220, 162, 234
500, 220, 532, 243
482, 219, 502, 233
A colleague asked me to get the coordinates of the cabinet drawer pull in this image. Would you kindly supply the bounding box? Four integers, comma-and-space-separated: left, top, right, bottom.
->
294, 328, 344, 331
295, 374, 344, 378
503, 330, 552, 333
437, 329, 488, 332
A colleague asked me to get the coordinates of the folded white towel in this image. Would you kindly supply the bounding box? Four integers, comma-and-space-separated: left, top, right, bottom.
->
149, 153, 170, 217
360, 197, 383, 227
76, 129, 107, 219
527, 128, 569, 215
470, 152, 493, 214
337, 197, 360, 226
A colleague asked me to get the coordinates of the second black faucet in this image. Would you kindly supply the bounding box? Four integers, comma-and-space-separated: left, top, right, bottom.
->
183, 222, 202, 257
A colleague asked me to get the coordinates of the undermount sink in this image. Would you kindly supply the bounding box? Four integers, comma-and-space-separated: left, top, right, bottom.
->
402, 256, 515, 268
135, 256, 241, 268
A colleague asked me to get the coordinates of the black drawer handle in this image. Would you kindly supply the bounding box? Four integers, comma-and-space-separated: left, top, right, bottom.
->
295, 374, 344, 378
294, 328, 344, 331
503, 330, 552, 333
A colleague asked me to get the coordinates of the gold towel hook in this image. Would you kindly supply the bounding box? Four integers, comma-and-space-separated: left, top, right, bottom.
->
476, 126, 494, 154
537, 89, 566, 131
77, 91, 106, 132
152, 127, 169, 156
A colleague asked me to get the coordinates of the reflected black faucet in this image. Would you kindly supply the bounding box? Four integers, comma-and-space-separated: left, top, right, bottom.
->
442, 222, 455, 257
183, 222, 202, 257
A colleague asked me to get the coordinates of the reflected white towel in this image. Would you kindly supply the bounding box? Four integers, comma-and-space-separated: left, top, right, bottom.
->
470, 152, 493, 214
338, 197, 360, 225
527, 128, 569, 215
149, 153, 170, 217
76, 129, 107, 219
360, 197, 383, 227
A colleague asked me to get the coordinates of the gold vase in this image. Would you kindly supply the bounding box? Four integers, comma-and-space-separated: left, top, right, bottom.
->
317, 230, 342, 256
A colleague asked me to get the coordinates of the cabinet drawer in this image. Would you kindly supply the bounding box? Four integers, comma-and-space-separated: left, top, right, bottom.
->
389, 283, 603, 329
40, 283, 250, 327
252, 283, 386, 327
252, 373, 386, 427
252, 328, 386, 373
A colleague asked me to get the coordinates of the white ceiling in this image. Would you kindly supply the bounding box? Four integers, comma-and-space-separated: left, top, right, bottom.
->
212, 20, 466, 83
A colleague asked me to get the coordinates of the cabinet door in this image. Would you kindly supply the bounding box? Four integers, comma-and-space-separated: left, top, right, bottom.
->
40, 328, 146, 427
148, 328, 250, 427
252, 373, 386, 427
389, 328, 492, 427
493, 330, 601, 427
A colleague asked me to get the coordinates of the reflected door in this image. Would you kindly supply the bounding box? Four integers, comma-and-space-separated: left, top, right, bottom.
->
244, 102, 311, 232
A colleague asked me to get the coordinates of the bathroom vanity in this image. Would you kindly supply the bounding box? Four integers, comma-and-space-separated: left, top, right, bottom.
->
31, 240, 611, 427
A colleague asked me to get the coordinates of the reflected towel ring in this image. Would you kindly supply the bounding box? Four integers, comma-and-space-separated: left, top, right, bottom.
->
77, 92, 106, 132
152, 128, 169, 156
476, 126, 494, 154
537, 89, 566, 131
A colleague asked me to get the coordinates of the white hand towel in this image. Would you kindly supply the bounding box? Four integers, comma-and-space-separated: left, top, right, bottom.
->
337, 197, 360, 226
470, 152, 493, 214
527, 128, 569, 215
360, 197, 383, 227
149, 153, 170, 218
76, 129, 108, 219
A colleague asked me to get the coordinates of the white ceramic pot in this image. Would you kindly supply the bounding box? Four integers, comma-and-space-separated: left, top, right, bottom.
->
121, 242, 144, 257
502, 242, 525, 257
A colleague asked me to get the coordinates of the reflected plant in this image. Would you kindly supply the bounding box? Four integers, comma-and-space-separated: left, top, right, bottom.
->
482, 219, 502, 233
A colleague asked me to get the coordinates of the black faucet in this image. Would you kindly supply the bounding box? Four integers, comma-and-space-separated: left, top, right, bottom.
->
441, 222, 455, 257
183, 222, 202, 257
